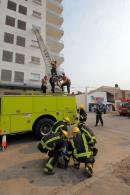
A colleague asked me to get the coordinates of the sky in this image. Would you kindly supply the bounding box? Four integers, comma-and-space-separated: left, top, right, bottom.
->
62, 0, 130, 91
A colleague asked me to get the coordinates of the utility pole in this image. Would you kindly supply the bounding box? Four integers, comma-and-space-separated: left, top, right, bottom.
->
85, 87, 88, 111
114, 84, 119, 110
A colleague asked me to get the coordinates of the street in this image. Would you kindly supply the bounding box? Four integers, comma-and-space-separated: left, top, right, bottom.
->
0, 113, 130, 195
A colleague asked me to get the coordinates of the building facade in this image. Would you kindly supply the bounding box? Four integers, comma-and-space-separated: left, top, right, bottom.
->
0, 0, 64, 88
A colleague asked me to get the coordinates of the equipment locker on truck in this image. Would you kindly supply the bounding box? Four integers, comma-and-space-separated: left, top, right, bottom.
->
0, 95, 77, 139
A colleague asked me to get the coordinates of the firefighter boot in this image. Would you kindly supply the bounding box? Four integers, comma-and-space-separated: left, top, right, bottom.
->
74, 161, 80, 169
85, 163, 93, 178
43, 157, 55, 175
43, 167, 55, 175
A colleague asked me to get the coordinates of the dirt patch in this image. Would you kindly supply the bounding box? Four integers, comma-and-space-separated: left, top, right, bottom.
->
113, 156, 130, 186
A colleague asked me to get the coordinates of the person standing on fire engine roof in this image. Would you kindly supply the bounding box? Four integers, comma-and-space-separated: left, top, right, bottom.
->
49, 76, 55, 93
51, 117, 70, 134
41, 75, 48, 93
60, 73, 71, 94
95, 104, 103, 126
77, 105, 87, 123
50, 60, 57, 77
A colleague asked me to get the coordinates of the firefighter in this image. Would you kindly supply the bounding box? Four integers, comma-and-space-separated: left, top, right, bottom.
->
51, 117, 70, 133
77, 105, 87, 123
49, 76, 55, 93
68, 127, 95, 177
61, 73, 71, 94
95, 104, 103, 126
78, 123, 98, 156
50, 60, 57, 77
38, 130, 69, 175
41, 75, 48, 93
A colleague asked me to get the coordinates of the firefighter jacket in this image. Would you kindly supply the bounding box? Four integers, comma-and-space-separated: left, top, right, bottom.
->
78, 123, 96, 147
51, 120, 68, 133
38, 132, 67, 153
78, 108, 87, 122
68, 132, 93, 163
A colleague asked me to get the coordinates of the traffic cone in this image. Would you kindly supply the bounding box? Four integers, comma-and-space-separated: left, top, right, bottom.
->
1, 135, 7, 151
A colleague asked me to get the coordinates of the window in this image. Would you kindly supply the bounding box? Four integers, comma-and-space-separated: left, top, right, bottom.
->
30, 73, 40, 81
5, 16, 15, 27
14, 71, 24, 82
15, 53, 25, 64
4, 32, 14, 44
31, 40, 39, 48
32, 10, 41, 18
16, 36, 25, 47
1, 69, 12, 81
17, 20, 26, 30
31, 56, 40, 64
19, 5, 27, 15
32, 0, 42, 5
7, 0, 16, 11
2, 50, 13, 62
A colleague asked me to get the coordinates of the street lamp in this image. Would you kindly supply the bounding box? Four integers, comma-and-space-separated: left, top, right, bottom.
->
114, 84, 119, 110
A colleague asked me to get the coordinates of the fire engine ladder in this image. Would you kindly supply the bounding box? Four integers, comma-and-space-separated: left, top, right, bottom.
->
32, 26, 62, 92
32, 25, 53, 76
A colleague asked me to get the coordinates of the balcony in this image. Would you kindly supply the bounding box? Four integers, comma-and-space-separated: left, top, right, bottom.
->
47, 0, 63, 14
32, 0, 42, 5
46, 22, 64, 39
46, 9, 63, 26
47, 35, 64, 53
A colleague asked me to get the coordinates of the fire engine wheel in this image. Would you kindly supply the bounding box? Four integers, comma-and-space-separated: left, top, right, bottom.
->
34, 118, 54, 139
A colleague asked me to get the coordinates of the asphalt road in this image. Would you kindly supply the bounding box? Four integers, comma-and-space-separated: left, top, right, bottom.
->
0, 113, 130, 195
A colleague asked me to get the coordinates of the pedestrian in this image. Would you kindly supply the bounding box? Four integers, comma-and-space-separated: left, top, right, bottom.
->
41, 75, 48, 93
51, 117, 70, 133
128, 104, 130, 118
77, 105, 87, 123
67, 127, 95, 177
103, 105, 106, 114
95, 104, 103, 126
61, 73, 71, 94
38, 130, 69, 174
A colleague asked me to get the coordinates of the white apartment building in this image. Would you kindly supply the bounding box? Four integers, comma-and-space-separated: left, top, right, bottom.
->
0, 0, 64, 88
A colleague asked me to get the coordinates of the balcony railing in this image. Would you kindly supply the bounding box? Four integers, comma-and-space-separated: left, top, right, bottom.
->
47, 22, 64, 34
47, 35, 64, 44
47, 0, 63, 9
47, 8, 63, 19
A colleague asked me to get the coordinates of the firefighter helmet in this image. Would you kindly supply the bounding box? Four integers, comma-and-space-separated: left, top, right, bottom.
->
63, 117, 70, 124
72, 127, 80, 133
79, 105, 85, 109
62, 130, 68, 137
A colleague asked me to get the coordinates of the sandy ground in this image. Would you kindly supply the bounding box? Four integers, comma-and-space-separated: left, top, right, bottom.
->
0, 113, 130, 195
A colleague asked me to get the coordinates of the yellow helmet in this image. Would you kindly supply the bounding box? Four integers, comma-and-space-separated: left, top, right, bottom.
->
62, 130, 68, 137
80, 105, 85, 109
72, 127, 80, 133
63, 117, 70, 124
